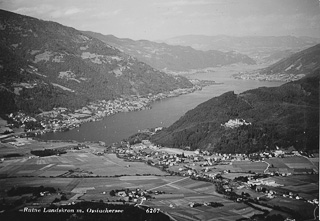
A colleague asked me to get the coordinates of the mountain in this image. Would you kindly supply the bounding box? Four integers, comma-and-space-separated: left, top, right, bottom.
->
0, 10, 192, 116
151, 71, 319, 154
83, 32, 256, 72
259, 44, 320, 77
162, 35, 320, 63
234, 44, 320, 82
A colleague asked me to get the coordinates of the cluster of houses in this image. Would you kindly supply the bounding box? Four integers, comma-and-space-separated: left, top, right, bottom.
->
234, 72, 305, 82
111, 139, 319, 208
4, 87, 198, 136
247, 178, 283, 187
108, 188, 154, 204
221, 119, 252, 129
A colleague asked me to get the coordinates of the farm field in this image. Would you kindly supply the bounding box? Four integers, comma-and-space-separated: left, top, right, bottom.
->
0, 139, 318, 220
145, 197, 264, 221
268, 174, 319, 199
0, 170, 264, 221
0, 150, 166, 178
264, 197, 316, 218
0, 138, 78, 157
222, 172, 254, 180
231, 161, 267, 173
266, 156, 318, 173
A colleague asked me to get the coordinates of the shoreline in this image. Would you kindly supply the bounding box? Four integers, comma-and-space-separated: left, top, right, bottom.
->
5, 85, 206, 139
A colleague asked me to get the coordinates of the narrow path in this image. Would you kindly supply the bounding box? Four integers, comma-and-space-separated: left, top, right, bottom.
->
262, 160, 270, 174
301, 155, 318, 172
147, 177, 189, 191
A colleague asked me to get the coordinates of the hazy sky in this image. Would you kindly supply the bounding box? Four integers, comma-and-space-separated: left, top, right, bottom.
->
1, 0, 319, 40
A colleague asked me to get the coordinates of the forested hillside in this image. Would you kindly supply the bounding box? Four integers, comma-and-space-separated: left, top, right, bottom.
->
151, 71, 319, 154
0, 10, 192, 117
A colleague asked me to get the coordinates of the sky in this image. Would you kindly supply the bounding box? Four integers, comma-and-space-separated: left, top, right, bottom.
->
0, 0, 319, 40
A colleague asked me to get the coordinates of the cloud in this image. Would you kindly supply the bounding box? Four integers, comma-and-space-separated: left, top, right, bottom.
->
90, 9, 122, 18
13, 4, 85, 18
64, 8, 83, 16
155, 0, 217, 7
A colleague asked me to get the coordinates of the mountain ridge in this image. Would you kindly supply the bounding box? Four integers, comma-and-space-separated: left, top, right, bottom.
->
162, 35, 320, 63
0, 9, 192, 116
83, 31, 256, 72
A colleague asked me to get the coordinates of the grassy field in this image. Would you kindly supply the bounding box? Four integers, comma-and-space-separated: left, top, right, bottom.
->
147, 195, 264, 221
266, 197, 316, 220
266, 156, 317, 173
232, 161, 267, 173
222, 172, 254, 180
0, 150, 166, 178
0, 138, 77, 158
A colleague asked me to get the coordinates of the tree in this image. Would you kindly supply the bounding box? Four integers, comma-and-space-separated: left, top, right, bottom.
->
109, 190, 116, 196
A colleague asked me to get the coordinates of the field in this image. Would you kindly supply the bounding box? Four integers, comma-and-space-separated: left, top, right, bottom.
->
0, 139, 318, 220
266, 156, 318, 173
139, 177, 264, 221
0, 148, 166, 178
268, 174, 319, 199
222, 172, 255, 180
0, 138, 78, 157
231, 161, 267, 173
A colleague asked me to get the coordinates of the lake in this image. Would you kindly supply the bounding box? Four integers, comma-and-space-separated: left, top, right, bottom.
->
38, 65, 283, 144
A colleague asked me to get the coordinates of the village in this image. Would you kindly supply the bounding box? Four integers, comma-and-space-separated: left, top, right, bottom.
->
3, 85, 201, 137
0, 132, 318, 220
110, 137, 319, 208
233, 72, 306, 82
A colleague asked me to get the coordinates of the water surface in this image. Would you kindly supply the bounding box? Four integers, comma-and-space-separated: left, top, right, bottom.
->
38, 68, 283, 144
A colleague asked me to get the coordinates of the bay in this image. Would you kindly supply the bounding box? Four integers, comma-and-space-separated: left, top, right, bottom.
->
38, 66, 283, 144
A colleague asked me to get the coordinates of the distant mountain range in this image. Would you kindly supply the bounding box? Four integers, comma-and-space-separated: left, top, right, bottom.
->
162, 35, 320, 63
0, 10, 192, 116
83, 31, 256, 72
151, 71, 319, 153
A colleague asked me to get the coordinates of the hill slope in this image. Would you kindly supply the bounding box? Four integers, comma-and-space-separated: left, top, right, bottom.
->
260, 44, 320, 77
234, 44, 320, 81
83, 32, 256, 72
151, 71, 319, 153
0, 10, 192, 116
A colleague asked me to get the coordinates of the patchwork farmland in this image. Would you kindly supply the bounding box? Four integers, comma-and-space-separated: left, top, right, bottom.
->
0, 138, 318, 220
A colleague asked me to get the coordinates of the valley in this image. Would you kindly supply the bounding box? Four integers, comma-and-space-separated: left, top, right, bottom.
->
0, 136, 318, 221
0, 5, 319, 221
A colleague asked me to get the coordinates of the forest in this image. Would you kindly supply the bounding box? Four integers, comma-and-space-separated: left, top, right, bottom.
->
151, 71, 319, 153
